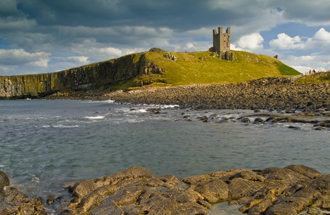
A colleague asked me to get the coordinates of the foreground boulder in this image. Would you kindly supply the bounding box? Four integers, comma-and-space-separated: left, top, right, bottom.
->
54, 165, 330, 215
0, 170, 9, 190
0, 186, 48, 215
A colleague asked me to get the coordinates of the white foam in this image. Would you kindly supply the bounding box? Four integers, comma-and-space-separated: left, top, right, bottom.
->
31, 175, 40, 183
84, 100, 114, 103
129, 109, 147, 113
53, 124, 80, 128
84, 116, 105, 120
127, 119, 145, 123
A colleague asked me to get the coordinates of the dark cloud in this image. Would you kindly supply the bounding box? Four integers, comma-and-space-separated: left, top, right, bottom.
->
267, 1, 330, 25
15, 0, 253, 30
1, 0, 330, 75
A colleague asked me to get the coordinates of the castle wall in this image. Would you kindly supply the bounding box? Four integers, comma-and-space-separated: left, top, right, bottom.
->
211, 27, 230, 54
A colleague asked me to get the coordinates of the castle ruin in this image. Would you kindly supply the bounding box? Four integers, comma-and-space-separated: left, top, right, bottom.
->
209, 27, 233, 61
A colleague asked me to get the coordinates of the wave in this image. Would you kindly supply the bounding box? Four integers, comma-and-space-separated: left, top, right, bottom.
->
84, 116, 105, 120
41, 124, 80, 128
52, 124, 80, 128
83, 100, 115, 103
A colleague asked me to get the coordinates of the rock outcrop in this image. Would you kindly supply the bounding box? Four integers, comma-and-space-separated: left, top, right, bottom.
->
163, 52, 178, 62
0, 187, 48, 214
0, 53, 165, 99
51, 165, 330, 215
3, 166, 330, 214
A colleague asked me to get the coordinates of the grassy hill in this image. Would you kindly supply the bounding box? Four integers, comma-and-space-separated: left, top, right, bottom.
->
109, 50, 300, 91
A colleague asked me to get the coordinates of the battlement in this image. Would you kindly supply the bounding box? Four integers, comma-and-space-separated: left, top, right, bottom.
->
210, 27, 230, 53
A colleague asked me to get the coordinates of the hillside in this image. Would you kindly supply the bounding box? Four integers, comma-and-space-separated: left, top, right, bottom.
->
140, 50, 299, 86
0, 49, 300, 99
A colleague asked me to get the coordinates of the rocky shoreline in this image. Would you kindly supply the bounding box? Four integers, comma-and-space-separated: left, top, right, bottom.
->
104, 77, 330, 113
2, 166, 330, 215
45, 77, 330, 114
43, 76, 330, 130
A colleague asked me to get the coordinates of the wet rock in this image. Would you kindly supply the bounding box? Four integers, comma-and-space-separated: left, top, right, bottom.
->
288, 126, 301, 130
253, 117, 265, 124
218, 117, 229, 123
241, 117, 250, 123
265, 117, 277, 123
199, 116, 209, 122
0, 170, 10, 190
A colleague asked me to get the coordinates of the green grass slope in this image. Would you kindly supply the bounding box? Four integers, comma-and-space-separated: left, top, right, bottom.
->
129, 50, 300, 89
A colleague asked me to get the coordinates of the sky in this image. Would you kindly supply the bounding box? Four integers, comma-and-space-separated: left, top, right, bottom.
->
0, 0, 330, 76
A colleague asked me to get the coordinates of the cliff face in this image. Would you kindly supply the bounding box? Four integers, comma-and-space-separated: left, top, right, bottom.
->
0, 53, 161, 99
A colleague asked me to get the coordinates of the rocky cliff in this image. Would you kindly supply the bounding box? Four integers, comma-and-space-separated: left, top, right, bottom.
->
0, 53, 163, 99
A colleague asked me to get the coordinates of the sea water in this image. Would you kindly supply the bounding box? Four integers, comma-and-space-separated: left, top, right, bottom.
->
0, 100, 329, 206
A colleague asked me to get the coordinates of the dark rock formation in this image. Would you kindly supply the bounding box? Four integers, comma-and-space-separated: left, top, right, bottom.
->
0, 53, 165, 99
0, 171, 9, 190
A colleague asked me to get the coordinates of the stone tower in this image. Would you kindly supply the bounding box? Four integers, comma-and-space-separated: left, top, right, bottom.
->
209, 27, 233, 61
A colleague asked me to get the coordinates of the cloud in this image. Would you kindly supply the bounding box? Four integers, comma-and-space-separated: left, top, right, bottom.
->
67, 56, 89, 65
266, 0, 330, 26
281, 54, 330, 74
269, 33, 304, 49
70, 39, 145, 62
237, 33, 264, 50
270, 28, 330, 52
0, 0, 20, 17
0, 49, 50, 67
1, 0, 330, 75
230, 44, 243, 51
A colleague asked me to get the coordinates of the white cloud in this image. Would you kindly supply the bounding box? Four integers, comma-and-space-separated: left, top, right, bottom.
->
313, 28, 330, 41
237, 33, 264, 50
93, 47, 123, 56
0, 65, 13, 74
0, 49, 50, 67
269, 33, 304, 49
186, 42, 194, 49
230, 44, 243, 51
270, 28, 330, 52
70, 39, 145, 62
67, 56, 89, 64
281, 54, 330, 74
